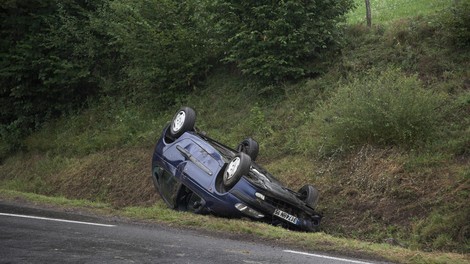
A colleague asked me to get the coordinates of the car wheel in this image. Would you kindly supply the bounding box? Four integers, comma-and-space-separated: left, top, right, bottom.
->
169, 107, 196, 138
298, 185, 319, 209
223, 152, 251, 189
186, 192, 205, 213
236, 137, 259, 161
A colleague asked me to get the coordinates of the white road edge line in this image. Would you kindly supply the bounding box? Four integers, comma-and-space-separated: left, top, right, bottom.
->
284, 250, 374, 264
0, 213, 116, 227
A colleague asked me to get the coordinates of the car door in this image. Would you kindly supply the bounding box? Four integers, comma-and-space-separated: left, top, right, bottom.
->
174, 139, 218, 190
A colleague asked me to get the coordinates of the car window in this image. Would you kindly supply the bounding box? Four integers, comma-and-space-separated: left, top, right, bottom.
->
155, 166, 180, 207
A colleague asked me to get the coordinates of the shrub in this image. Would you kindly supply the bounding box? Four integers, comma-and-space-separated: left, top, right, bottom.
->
0, 0, 116, 155
100, 0, 216, 100
442, 0, 470, 48
209, 0, 354, 82
314, 67, 447, 153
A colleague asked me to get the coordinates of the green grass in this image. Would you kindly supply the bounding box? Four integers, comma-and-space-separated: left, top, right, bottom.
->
347, 0, 450, 26
23, 98, 171, 157
0, 189, 110, 209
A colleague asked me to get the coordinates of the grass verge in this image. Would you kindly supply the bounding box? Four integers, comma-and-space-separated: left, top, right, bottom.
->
1, 189, 468, 264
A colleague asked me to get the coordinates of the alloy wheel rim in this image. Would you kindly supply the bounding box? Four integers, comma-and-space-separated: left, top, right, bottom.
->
225, 157, 240, 181
172, 111, 186, 132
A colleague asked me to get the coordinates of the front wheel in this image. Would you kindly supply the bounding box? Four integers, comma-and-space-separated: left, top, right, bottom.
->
298, 185, 319, 209
223, 152, 251, 189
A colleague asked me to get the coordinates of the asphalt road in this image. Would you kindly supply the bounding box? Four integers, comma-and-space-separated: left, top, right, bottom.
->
0, 202, 390, 264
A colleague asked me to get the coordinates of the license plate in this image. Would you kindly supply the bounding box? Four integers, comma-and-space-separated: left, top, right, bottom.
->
273, 209, 298, 224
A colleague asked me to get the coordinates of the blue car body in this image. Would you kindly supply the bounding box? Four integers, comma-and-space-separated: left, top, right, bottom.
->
151, 124, 322, 231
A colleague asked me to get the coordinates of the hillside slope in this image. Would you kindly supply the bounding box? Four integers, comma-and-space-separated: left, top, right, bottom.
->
1, 2, 469, 256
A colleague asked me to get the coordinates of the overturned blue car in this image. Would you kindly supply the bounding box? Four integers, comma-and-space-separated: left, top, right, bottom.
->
151, 107, 322, 231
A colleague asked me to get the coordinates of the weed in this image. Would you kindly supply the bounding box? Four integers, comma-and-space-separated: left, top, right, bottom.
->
247, 104, 273, 140
411, 208, 470, 252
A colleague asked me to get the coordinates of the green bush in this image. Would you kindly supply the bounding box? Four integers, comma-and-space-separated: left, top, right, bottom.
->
0, 0, 116, 155
314, 67, 447, 153
0, 0, 215, 155
99, 0, 216, 100
209, 0, 354, 82
442, 0, 470, 48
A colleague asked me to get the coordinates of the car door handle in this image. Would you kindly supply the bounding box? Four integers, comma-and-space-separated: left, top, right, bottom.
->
176, 145, 213, 176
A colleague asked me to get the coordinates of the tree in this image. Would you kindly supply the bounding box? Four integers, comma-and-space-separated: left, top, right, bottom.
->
365, 0, 371, 27
0, 0, 113, 148
98, 0, 217, 100
209, 0, 355, 83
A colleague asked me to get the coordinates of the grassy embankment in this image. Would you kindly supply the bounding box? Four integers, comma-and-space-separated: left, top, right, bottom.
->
0, 0, 468, 263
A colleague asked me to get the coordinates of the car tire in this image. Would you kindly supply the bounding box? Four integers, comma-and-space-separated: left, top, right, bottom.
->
223, 152, 251, 189
298, 185, 319, 209
236, 137, 259, 161
169, 107, 196, 138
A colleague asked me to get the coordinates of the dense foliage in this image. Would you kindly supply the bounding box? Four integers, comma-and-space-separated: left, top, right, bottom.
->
444, 0, 470, 48
0, 0, 114, 150
210, 0, 354, 82
98, 0, 216, 99
0, 0, 355, 155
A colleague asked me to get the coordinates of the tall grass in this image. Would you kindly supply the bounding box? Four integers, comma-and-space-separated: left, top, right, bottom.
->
23, 98, 171, 156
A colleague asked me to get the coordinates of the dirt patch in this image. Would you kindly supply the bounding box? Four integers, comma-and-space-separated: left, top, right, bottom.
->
46, 147, 159, 207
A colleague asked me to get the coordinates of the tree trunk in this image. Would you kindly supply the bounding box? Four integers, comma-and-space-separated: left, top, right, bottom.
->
365, 0, 372, 27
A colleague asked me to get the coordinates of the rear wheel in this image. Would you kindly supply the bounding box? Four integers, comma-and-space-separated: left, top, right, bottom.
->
236, 137, 259, 161
184, 192, 205, 213
169, 107, 196, 138
298, 185, 319, 209
223, 152, 251, 189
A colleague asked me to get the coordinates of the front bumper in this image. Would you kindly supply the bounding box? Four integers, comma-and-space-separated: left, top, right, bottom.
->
230, 185, 321, 231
